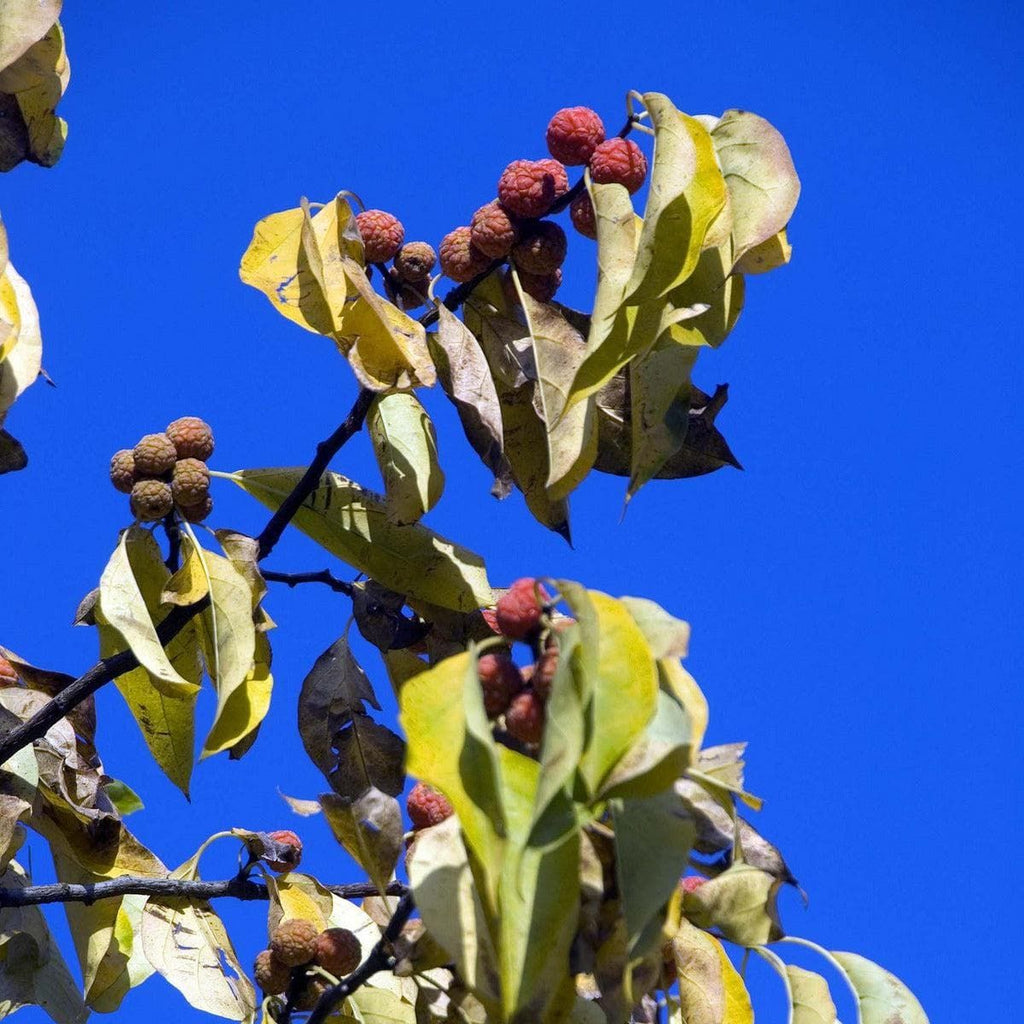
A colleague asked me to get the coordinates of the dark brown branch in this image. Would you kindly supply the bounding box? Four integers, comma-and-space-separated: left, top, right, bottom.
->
303, 893, 416, 1024
0, 875, 408, 909
256, 387, 376, 561
261, 569, 354, 596
0, 596, 210, 768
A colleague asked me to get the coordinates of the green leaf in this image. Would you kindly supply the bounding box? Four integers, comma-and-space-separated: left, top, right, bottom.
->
669, 918, 753, 1024
620, 596, 690, 660
625, 94, 727, 303
612, 789, 695, 956
664, 243, 745, 349
98, 527, 199, 698
710, 110, 801, 264
368, 390, 444, 524
735, 228, 792, 275
682, 862, 783, 946
101, 779, 144, 817
228, 467, 492, 611
348, 986, 418, 1024
0, 0, 60, 73
202, 631, 272, 760
428, 304, 512, 496
578, 591, 659, 795
321, 788, 403, 898
831, 951, 929, 1024
787, 964, 839, 1024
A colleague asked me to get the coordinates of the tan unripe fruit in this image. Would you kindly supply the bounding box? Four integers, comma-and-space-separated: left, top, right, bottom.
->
253, 950, 291, 994
133, 433, 177, 477
130, 479, 173, 521
166, 417, 214, 461
269, 918, 319, 967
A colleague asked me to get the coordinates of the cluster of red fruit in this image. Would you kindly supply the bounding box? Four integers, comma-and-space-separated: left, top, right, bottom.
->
108, 417, 214, 524
253, 918, 361, 1008
354, 106, 648, 305
353, 209, 437, 313
405, 577, 563, 833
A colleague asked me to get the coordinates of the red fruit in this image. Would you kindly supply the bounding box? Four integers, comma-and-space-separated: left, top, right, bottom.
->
546, 107, 606, 166
516, 268, 562, 303
570, 192, 597, 239
439, 226, 492, 283
166, 416, 214, 461
505, 690, 545, 746
477, 652, 523, 718
266, 829, 302, 873
511, 220, 567, 275
494, 578, 551, 640
470, 201, 519, 259
355, 209, 405, 264
315, 927, 361, 977
393, 241, 436, 282
589, 138, 648, 194
109, 449, 136, 493
681, 875, 708, 894
481, 608, 501, 634
497, 159, 569, 219
253, 950, 291, 995
407, 781, 454, 831
531, 644, 559, 701
269, 918, 319, 967
0, 657, 18, 687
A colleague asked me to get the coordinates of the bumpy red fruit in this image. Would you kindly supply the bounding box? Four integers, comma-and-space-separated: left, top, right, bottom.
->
506, 690, 545, 745
130, 479, 173, 521
570, 192, 597, 239
517, 268, 562, 303
253, 950, 292, 994
589, 138, 648, 194
511, 220, 567, 275
477, 652, 523, 717
109, 450, 136, 493
494, 578, 551, 640
270, 918, 319, 967
407, 781, 454, 830
497, 159, 569, 219
531, 644, 559, 701
681, 875, 708, 894
166, 417, 214, 461
266, 829, 302, 873
546, 106, 606, 166
356, 209, 405, 264
439, 226, 491, 283
315, 928, 361, 977
394, 241, 436, 282
171, 458, 210, 507
179, 494, 213, 523
470, 201, 519, 259
133, 433, 177, 477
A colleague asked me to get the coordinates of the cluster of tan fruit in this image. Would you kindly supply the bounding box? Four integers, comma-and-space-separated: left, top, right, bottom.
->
108, 416, 214, 523
355, 105, 648, 306
254, 918, 362, 1009
404, 577, 563, 833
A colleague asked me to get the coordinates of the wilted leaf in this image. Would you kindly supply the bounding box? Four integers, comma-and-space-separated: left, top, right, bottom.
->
665, 244, 745, 349
368, 390, 444, 524
735, 228, 792, 275
620, 597, 690, 659
348, 986, 418, 1024
321, 788, 403, 896
0, 0, 61, 72
690, 741, 762, 811
0, 256, 43, 413
786, 964, 838, 1024
351, 580, 431, 653
625, 95, 727, 302
202, 631, 272, 760
429, 304, 512, 496
264, 872, 335, 934
682, 862, 783, 946
228, 467, 492, 611
831, 951, 929, 1024
669, 918, 752, 1024
0, 428, 26, 473
659, 660, 707, 753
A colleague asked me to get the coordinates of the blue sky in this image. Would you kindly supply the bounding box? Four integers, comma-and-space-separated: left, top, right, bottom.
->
2, 1, 1021, 1020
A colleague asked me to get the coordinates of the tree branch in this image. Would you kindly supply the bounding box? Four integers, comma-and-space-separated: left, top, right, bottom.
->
256, 387, 376, 561
0, 875, 408, 909
302, 892, 416, 1024
0, 596, 210, 768
261, 569, 353, 596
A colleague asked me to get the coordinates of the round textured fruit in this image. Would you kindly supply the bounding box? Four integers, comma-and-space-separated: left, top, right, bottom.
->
589, 138, 648, 194
511, 221, 567, 275
397, 276, 429, 310
393, 241, 436, 282
269, 918, 319, 967
355, 209, 404, 264
315, 928, 361, 977
470, 201, 519, 259
516, 268, 562, 303
497, 159, 569, 219
130, 479, 173, 522
179, 494, 213, 523
505, 690, 545, 745
546, 106, 606, 166
109, 450, 136, 493
531, 643, 559, 701
477, 652, 523, 718
494, 578, 551, 640
407, 781, 454, 831
570, 192, 597, 240
166, 417, 214, 461
133, 433, 177, 477
293, 977, 329, 1012
266, 829, 302, 873
171, 458, 210, 508
253, 950, 292, 995
439, 226, 491, 283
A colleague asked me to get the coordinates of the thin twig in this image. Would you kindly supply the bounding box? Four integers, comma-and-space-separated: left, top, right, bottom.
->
303, 893, 416, 1024
261, 569, 353, 596
256, 387, 376, 561
0, 875, 408, 909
